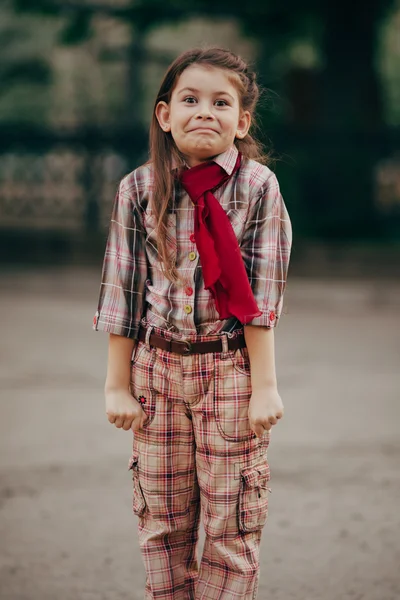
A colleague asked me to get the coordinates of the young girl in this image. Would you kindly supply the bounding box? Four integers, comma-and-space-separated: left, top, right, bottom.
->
94, 47, 292, 600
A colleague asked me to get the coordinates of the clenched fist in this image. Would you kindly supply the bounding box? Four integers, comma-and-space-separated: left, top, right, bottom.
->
248, 387, 284, 438
105, 389, 148, 432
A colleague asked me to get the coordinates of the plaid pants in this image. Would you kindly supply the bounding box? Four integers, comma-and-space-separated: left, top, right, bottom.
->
128, 322, 271, 600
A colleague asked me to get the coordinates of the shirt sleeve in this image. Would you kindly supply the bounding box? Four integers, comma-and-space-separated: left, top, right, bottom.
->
241, 173, 292, 328
93, 177, 147, 339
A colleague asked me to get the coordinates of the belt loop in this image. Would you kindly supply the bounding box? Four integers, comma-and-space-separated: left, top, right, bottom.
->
145, 325, 154, 351
221, 332, 229, 353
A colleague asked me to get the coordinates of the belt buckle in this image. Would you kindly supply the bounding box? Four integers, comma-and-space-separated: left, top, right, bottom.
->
182, 340, 192, 355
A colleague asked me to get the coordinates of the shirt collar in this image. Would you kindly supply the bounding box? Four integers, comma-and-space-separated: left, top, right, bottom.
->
212, 145, 239, 175
170, 144, 239, 174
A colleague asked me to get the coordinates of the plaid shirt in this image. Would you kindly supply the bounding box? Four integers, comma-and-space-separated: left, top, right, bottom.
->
93, 145, 292, 339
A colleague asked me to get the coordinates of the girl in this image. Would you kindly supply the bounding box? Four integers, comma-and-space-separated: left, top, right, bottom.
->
93, 47, 292, 600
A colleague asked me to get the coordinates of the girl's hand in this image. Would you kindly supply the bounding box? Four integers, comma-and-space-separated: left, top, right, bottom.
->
248, 387, 284, 438
105, 389, 148, 432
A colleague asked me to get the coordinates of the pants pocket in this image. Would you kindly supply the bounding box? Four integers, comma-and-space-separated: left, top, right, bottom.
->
229, 347, 251, 377
214, 353, 254, 442
238, 461, 271, 533
128, 453, 146, 517
131, 340, 147, 366
130, 344, 156, 429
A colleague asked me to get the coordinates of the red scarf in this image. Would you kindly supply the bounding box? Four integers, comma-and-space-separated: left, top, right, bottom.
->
179, 153, 262, 324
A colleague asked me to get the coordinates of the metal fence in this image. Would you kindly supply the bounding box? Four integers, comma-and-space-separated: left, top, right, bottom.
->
1, 124, 399, 263
0, 125, 148, 233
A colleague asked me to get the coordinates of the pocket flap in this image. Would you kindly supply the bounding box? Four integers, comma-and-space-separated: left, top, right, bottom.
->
128, 452, 139, 470
241, 462, 270, 488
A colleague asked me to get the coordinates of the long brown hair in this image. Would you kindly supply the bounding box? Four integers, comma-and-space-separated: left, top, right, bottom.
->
149, 47, 269, 282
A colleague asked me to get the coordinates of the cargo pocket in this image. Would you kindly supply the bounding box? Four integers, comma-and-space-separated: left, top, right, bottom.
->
128, 453, 146, 517
238, 461, 271, 533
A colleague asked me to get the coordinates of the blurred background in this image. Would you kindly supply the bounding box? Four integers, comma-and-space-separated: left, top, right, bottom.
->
0, 0, 400, 263
0, 1, 399, 599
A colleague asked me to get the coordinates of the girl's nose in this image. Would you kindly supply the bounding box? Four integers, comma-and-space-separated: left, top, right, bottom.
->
194, 105, 215, 120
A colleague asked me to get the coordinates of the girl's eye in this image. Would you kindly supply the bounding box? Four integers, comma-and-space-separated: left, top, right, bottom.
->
215, 100, 228, 107
184, 96, 197, 104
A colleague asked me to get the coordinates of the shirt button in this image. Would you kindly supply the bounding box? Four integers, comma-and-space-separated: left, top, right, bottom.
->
184, 305, 192, 314
269, 310, 276, 322
190, 233, 196, 243
188, 251, 197, 261
185, 286, 193, 296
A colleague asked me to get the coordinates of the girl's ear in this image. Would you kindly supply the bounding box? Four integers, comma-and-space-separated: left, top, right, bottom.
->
236, 110, 251, 140
155, 101, 171, 132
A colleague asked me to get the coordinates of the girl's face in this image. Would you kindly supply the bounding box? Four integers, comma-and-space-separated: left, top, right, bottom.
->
156, 65, 251, 167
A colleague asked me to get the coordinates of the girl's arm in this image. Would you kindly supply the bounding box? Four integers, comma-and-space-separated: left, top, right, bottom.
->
105, 333, 136, 393
244, 325, 277, 391
244, 324, 284, 438
105, 334, 147, 431
239, 174, 292, 437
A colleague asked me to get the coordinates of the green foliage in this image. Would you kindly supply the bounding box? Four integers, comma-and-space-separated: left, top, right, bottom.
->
59, 10, 92, 45
13, 0, 59, 16
0, 58, 51, 88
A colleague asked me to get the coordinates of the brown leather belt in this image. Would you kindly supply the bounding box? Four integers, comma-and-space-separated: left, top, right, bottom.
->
137, 326, 246, 355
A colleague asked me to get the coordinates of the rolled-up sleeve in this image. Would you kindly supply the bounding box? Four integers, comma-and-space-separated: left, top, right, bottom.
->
93, 177, 147, 339
241, 173, 292, 327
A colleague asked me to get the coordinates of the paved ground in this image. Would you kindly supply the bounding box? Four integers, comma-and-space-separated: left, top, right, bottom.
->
0, 267, 399, 600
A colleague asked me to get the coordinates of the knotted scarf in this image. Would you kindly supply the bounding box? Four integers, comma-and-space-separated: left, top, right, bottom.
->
179, 153, 262, 324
